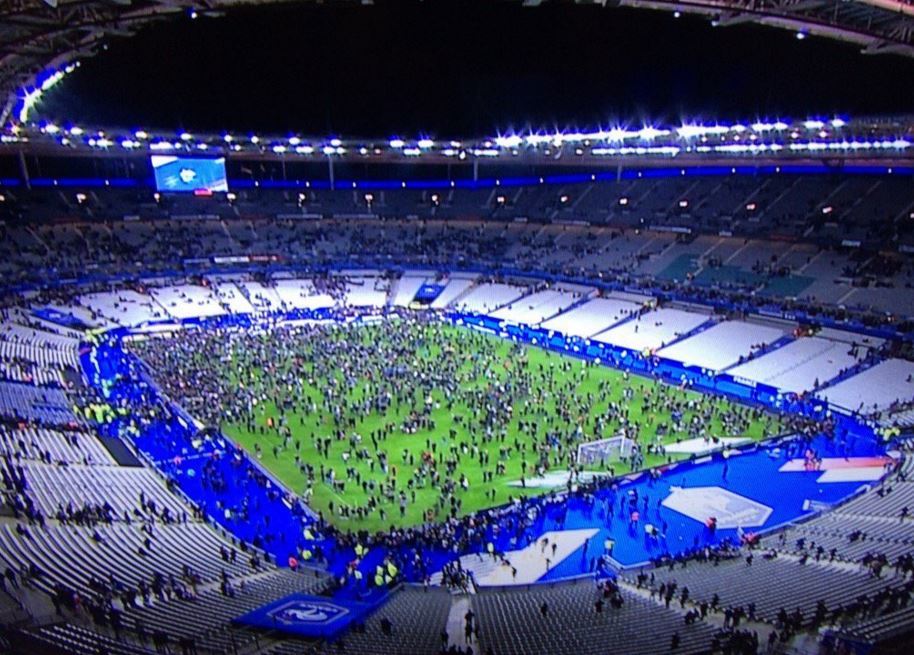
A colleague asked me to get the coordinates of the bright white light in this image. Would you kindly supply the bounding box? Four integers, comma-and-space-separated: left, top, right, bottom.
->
75, 193, 86, 204
403, 148, 421, 156
525, 134, 552, 146
618, 197, 629, 206
359, 147, 369, 155
796, 32, 806, 40
135, 130, 148, 139
753, 121, 790, 132
330, 138, 342, 147
69, 126, 83, 136
149, 141, 173, 151
389, 138, 405, 148
197, 143, 208, 150
17, 65, 73, 122
179, 132, 192, 141
322, 146, 335, 155
273, 145, 287, 154
295, 145, 314, 154
223, 134, 233, 143
605, 128, 633, 141
677, 125, 702, 138
677, 124, 728, 139
226, 192, 237, 201
495, 135, 523, 148
120, 139, 139, 149
830, 118, 846, 128
803, 120, 824, 130
44, 123, 59, 134
250, 135, 260, 144
822, 206, 833, 214
591, 146, 680, 156
288, 136, 301, 146
417, 138, 434, 149
637, 126, 669, 140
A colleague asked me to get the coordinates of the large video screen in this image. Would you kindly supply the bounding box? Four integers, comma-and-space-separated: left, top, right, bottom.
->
151, 156, 228, 193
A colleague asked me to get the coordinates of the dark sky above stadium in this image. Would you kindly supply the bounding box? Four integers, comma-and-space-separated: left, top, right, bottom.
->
42, 0, 914, 138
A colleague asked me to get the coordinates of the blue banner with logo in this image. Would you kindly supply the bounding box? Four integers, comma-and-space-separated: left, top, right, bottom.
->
415, 283, 445, 301
233, 593, 374, 639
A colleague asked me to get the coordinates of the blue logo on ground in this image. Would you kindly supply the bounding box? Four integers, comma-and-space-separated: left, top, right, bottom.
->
234, 593, 372, 639
270, 600, 349, 626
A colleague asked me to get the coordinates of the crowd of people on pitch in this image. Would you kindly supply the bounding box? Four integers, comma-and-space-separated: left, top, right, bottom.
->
132, 312, 793, 533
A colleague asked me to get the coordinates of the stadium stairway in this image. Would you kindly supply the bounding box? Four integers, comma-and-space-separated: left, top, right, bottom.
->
648, 315, 720, 352
96, 435, 144, 466
386, 276, 400, 309
719, 333, 796, 374
445, 595, 473, 652
534, 290, 595, 328
441, 280, 479, 310
813, 354, 883, 392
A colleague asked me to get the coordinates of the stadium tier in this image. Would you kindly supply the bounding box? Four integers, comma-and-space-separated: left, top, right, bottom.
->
0, 222, 910, 654
2, 0, 914, 647
0, 67, 913, 655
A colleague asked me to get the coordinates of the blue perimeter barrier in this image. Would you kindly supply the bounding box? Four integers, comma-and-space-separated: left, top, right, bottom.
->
80, 305, 891, 595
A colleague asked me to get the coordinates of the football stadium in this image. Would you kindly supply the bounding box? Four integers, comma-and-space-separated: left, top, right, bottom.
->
0, 2, 912, 654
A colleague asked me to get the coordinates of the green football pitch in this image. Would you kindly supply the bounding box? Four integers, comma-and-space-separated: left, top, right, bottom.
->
222, 319, 783, 533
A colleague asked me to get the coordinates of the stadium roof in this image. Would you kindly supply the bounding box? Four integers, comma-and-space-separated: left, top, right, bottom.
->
615, 0, 914, 57
0, 0, 299, 125
2, 0, 913, 126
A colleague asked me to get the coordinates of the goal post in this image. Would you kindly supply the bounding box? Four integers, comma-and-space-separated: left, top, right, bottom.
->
576, 435, 636, 466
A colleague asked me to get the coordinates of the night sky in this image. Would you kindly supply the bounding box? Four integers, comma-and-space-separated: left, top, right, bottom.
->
40, 0, 914, 138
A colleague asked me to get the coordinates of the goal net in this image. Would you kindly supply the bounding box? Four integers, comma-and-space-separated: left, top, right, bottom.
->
576, 435, 636, 466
